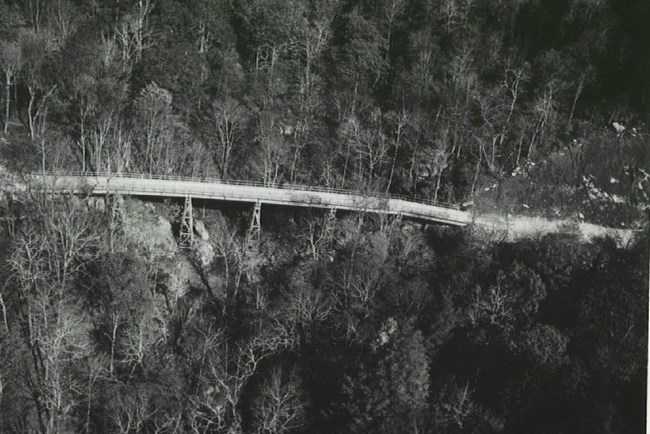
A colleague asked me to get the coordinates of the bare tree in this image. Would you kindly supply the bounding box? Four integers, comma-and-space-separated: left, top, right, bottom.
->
438, 0, 474, 32
252, 367, 308, 434
299, 210, 336, 260
284, 279, 332, 342
133, 83, 183, 175
436, 381, 477, 429
299, 0, 335, 95
0, 41, 21, 134
7, 196, 100, 433
339, 109, 390, 189
467, 272, 515, 328
69, 74, 96, 172
17, 0, 45, 33
385, 109, 410, 192
190, 323, 294, 433
209, 218, 251, 312
475, 85, 506, 174
43, 0, 78, 50
108, 386, 160, 434
412, 125, 453, 202
113, 0, 153, 71
380, 0, 406, 62
567, 67, 594, 128
87, 108, 115, 173
502, 63, 530, 165
330, 231, 389, 340
104, 121, 132, 174
209, 98, 248, 178
284, 9, 335, 182
528, 83, 557, 158
256, 112, 287, 185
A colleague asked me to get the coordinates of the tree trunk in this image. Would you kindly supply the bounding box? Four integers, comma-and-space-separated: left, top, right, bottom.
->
28, 86, 36, 140
434, 167, 444, 203
341, 140, 352, 188
515, 131, 525, 166
567, 79, 585, 129
471, 148, 482, 198
386, 143, 398, 193
4, 75, 10, 134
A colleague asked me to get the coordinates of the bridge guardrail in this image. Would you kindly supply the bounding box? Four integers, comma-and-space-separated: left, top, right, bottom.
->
29, 171, 462, 210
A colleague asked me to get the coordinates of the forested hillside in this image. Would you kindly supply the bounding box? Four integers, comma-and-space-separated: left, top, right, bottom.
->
0, 0, 649, 221
0, 194, 646, 433
0, 0, 648, 433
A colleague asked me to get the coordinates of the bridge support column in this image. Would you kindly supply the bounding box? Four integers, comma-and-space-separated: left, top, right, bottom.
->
247, 201, 261, 243
323, 207, 337, 238
244, 201, 263, 308
180, 195, 194, 247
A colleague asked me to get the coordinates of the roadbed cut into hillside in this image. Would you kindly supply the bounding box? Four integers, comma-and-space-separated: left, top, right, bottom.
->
472, 213, 641, 246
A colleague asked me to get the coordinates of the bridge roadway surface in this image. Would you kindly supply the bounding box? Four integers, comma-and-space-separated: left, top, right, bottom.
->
19, 172, 473, 226
6, 172, 639, 245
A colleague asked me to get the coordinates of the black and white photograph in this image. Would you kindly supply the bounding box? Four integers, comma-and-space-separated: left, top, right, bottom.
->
0, 0, 648, 432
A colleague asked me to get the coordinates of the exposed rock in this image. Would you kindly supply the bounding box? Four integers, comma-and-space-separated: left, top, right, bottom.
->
194, 238, 215, 267
154, 216, 177, 254
612, 122, 626, 133
161, 256, 194, 305
122, 199, 177, 258
195, 219, 210, 241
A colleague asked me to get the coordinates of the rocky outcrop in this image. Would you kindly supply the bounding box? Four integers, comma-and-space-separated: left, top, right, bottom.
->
122, 199, 177, 258
194, 239, 215, 267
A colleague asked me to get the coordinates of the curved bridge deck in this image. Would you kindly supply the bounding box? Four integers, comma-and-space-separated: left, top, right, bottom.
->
20, 172, 472, 226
